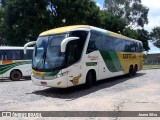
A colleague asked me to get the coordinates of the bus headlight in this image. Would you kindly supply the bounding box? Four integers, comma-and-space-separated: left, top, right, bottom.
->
57, 71, 68, 78
52, 71, 68, 79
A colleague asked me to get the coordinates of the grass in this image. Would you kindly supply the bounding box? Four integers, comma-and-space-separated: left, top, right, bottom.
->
143, 65, 160, 69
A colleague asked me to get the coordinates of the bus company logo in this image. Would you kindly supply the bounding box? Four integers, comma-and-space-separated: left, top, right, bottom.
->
70, 74, 82, 85
88, 55, 98, 61
123, 54, 136, 59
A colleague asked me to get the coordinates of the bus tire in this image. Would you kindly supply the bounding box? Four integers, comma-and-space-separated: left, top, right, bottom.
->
85, 71, 93, 88
133, 65, 138, 75
10, 70, 22, 81
128, 66, 134, 77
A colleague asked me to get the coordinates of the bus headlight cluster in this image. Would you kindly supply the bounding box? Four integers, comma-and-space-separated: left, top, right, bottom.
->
52, 71, 68, 79
32, 71, 68, 80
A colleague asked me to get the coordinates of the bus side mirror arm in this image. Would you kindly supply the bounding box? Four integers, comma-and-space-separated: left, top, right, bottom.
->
61, 37, 79, 53
24, 41, 36, 54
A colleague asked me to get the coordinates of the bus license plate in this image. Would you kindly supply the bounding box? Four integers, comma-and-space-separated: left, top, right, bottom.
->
41, 82, 47, 86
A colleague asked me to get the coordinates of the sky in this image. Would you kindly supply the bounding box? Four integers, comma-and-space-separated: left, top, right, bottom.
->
95, 0, 160, 53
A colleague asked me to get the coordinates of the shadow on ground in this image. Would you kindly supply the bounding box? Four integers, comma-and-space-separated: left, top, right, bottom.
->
0, 77, 31, 82
31, 72, 146, 100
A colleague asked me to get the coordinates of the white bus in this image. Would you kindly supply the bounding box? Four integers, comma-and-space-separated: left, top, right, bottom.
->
0, 46, 33, 81
24, 25, 143, 88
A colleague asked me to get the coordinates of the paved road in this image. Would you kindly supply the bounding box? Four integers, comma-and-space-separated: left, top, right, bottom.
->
0, 69, 160, 120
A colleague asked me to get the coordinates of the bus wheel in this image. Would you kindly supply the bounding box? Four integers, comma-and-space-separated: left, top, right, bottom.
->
10, 70, 22, 81
85, 71, 93, 88
128, 66, 134, 77
133, 65, 138, 75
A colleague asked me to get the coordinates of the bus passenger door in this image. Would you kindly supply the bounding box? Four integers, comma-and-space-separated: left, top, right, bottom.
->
66, 42, 80, 87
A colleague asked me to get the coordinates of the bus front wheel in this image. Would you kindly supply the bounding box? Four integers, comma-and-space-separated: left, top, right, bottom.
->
10, 70, 22, 81
85, 70, 96, 88
85, 71, 93, 88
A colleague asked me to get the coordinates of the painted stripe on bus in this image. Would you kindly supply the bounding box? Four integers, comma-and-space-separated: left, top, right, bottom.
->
0, 61, 32, 75
100, 51, 123, 72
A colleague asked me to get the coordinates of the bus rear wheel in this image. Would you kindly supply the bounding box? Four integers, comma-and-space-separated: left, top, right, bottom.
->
133, 65, 138, 75
128, 66, 134, 77
10, 70, 22, 81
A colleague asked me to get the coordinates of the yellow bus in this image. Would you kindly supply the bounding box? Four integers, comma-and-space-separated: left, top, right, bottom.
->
0, 46, 33, 81
24, 25, 143, 88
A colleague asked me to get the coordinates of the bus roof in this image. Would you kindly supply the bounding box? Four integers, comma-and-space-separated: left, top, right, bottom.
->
0, 46, 34, 50
39, 25, 141, 43
40, 25, 91, 36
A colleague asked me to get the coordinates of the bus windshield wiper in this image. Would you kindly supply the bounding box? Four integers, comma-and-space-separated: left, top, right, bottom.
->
36, 51, 46, 70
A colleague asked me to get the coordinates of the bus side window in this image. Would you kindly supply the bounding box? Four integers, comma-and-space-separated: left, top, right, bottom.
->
124, 41, 131, 52
14, 50, 21, 60
129, 42, 136, 52
102, 35, 113, 51
20, 50, 24, 59
5, 50, 13, 60
112, 38, 126, 52
138, 43, 143, 52
87, 31, 102, 53
0, 51, 4, 60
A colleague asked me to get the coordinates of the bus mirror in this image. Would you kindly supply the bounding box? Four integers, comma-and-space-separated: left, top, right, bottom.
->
24, 41, 36, 54
61, 37, 79, 53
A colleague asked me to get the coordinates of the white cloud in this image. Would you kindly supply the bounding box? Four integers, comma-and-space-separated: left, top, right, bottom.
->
148, 41, 160, 53
142, 0, 160, 31
136, 0, 160, 52
141, 0, 160, 9
145, 16, 160, 32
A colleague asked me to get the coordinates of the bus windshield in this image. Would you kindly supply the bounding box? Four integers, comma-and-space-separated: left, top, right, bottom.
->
33, 34, 67, 70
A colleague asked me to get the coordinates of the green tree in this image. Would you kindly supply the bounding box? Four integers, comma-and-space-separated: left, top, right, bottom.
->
104, 0, 149, 28
48, 0, 101, 27
0, 0, 6, 45
123, 27, 138, 39
0, 0, 102, 46
137, 29, 150, 51
1, 0, 51, 46
99, 12, 127, 33
150, 27, 160, 48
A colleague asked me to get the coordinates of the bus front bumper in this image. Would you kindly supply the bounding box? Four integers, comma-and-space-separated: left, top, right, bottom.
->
31, 75, 68, 88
